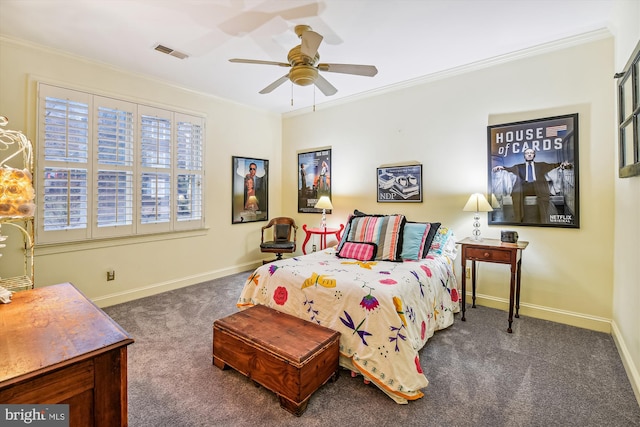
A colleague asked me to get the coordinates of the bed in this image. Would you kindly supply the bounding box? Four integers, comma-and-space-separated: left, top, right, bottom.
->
236, 213, 459, 404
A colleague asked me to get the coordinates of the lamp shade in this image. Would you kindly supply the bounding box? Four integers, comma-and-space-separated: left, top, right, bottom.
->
314, 196, 333, 210
463, 193, 493, 212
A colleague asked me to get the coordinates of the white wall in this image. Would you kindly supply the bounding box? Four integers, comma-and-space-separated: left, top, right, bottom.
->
0, 37, 282, 305
282, 34, 615, 333
611, 0, 640, 405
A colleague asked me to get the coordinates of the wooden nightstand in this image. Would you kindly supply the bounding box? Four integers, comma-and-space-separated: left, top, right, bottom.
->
457, 237, 529, 333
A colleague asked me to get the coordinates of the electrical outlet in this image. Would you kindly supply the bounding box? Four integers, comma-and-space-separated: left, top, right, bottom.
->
312, 244, 317, 252
465, 267, 471, 279
107, 270, 115, 281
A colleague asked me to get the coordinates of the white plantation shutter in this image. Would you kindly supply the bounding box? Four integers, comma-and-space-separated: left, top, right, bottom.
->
93, 97, 135, 237
140, 172, 171, 222
138, 106, 172, 233
175, 113, 203, 229
38, 85, 91, 243
96, 170, 133, 225
140, 113, 171, 169
36, 83, 205, 244
42, 97, 89, 163
176, 174, 201, 218
42, 168, 88, 229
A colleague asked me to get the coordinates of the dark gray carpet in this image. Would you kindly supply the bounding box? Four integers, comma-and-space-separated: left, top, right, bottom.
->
103, 271, 640, 427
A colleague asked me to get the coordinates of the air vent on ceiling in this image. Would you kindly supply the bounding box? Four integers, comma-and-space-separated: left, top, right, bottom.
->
154, 44, 189, 60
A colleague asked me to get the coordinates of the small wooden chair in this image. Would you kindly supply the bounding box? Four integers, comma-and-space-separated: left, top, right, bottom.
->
260, 217, 297, 264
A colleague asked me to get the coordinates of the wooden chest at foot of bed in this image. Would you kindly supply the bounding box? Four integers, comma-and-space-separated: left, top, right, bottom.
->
212, 304, 340, 416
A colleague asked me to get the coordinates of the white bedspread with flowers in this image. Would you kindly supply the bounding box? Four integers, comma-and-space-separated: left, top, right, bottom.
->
237, 248, 459, 404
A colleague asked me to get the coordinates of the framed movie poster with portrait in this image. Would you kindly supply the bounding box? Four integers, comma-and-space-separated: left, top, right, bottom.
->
232, 156, 268, 224
376, 164, 423, 202
487, 113, 579, 228
298, 148, 332, 213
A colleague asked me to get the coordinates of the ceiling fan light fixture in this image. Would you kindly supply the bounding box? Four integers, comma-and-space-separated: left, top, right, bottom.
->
229, 24, 378, 97
289, 65, 318, 86
287, 45, 319, 67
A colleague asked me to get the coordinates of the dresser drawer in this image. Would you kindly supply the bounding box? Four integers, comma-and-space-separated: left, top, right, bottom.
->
465, 247, 512, 263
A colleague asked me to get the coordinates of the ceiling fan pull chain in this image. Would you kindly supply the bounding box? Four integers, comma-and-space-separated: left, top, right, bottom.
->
313, 86, 316, 112
291, 82, 294, 106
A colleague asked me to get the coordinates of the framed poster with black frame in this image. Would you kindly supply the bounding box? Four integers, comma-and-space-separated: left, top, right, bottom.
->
487, 113, 579, 228
376, 164, 423, 202
232, 156, 268, 224
298, 148, 332, 213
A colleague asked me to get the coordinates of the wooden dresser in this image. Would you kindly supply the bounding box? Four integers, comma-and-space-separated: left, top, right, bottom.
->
0, 283, 134, 426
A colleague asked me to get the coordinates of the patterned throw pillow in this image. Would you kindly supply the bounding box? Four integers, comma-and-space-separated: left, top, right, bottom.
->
346, 214, 405, 261
336, 214, 354, 252
337, 241, 378, 261
336, 210, 369, 252
428, 226, 453, 256
421, 222, 441, 258
401, 222, 432, 260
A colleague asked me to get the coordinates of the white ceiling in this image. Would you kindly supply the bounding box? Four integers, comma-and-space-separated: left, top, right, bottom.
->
0, 0, 616, 114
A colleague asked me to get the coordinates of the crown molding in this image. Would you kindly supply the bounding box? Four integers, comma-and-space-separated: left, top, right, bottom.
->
283, 27, 613, 118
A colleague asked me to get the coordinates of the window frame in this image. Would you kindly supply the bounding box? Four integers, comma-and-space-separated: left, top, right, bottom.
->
36, 82, 205, 244
617, 40, 640, 178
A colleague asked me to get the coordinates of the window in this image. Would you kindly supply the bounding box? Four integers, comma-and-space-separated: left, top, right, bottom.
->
36, 83, 205, 244
617, 40, 640, 178
175, 115, 204, 224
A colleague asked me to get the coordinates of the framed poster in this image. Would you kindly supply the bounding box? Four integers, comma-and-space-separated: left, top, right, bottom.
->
487, 113, 579, 228
298, 148, 332, 213
376, 164, 423, 202
232, 156, 268, 223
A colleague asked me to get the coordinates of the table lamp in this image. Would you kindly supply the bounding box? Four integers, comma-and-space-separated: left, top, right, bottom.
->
463, 193, 493, 241
314, 196, 333, 229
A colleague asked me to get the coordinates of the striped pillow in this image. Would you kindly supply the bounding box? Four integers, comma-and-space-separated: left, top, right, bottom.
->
337, 241, 377, 261
346, 214, 405, 261
336, 214, 354, 252
336, 210, 369, 252
421, 222, 441, 258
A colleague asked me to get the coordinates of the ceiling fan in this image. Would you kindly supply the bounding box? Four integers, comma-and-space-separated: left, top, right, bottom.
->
229, 25, 378, 96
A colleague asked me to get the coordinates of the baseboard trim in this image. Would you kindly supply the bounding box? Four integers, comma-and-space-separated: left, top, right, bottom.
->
470, 293, 612, 333
93, 261, 262, 308
611, 320, 640, 406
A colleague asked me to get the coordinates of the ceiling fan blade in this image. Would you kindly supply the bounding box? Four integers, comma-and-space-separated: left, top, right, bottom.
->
219, 11, 271, 36
314, 74, 337, 96
317, 63, 378, 77
219, 4, 320, 36
280, 3, 320, 21
259, 74, 290, 94
300, 30, 323, 58
229, 58, 290, 67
